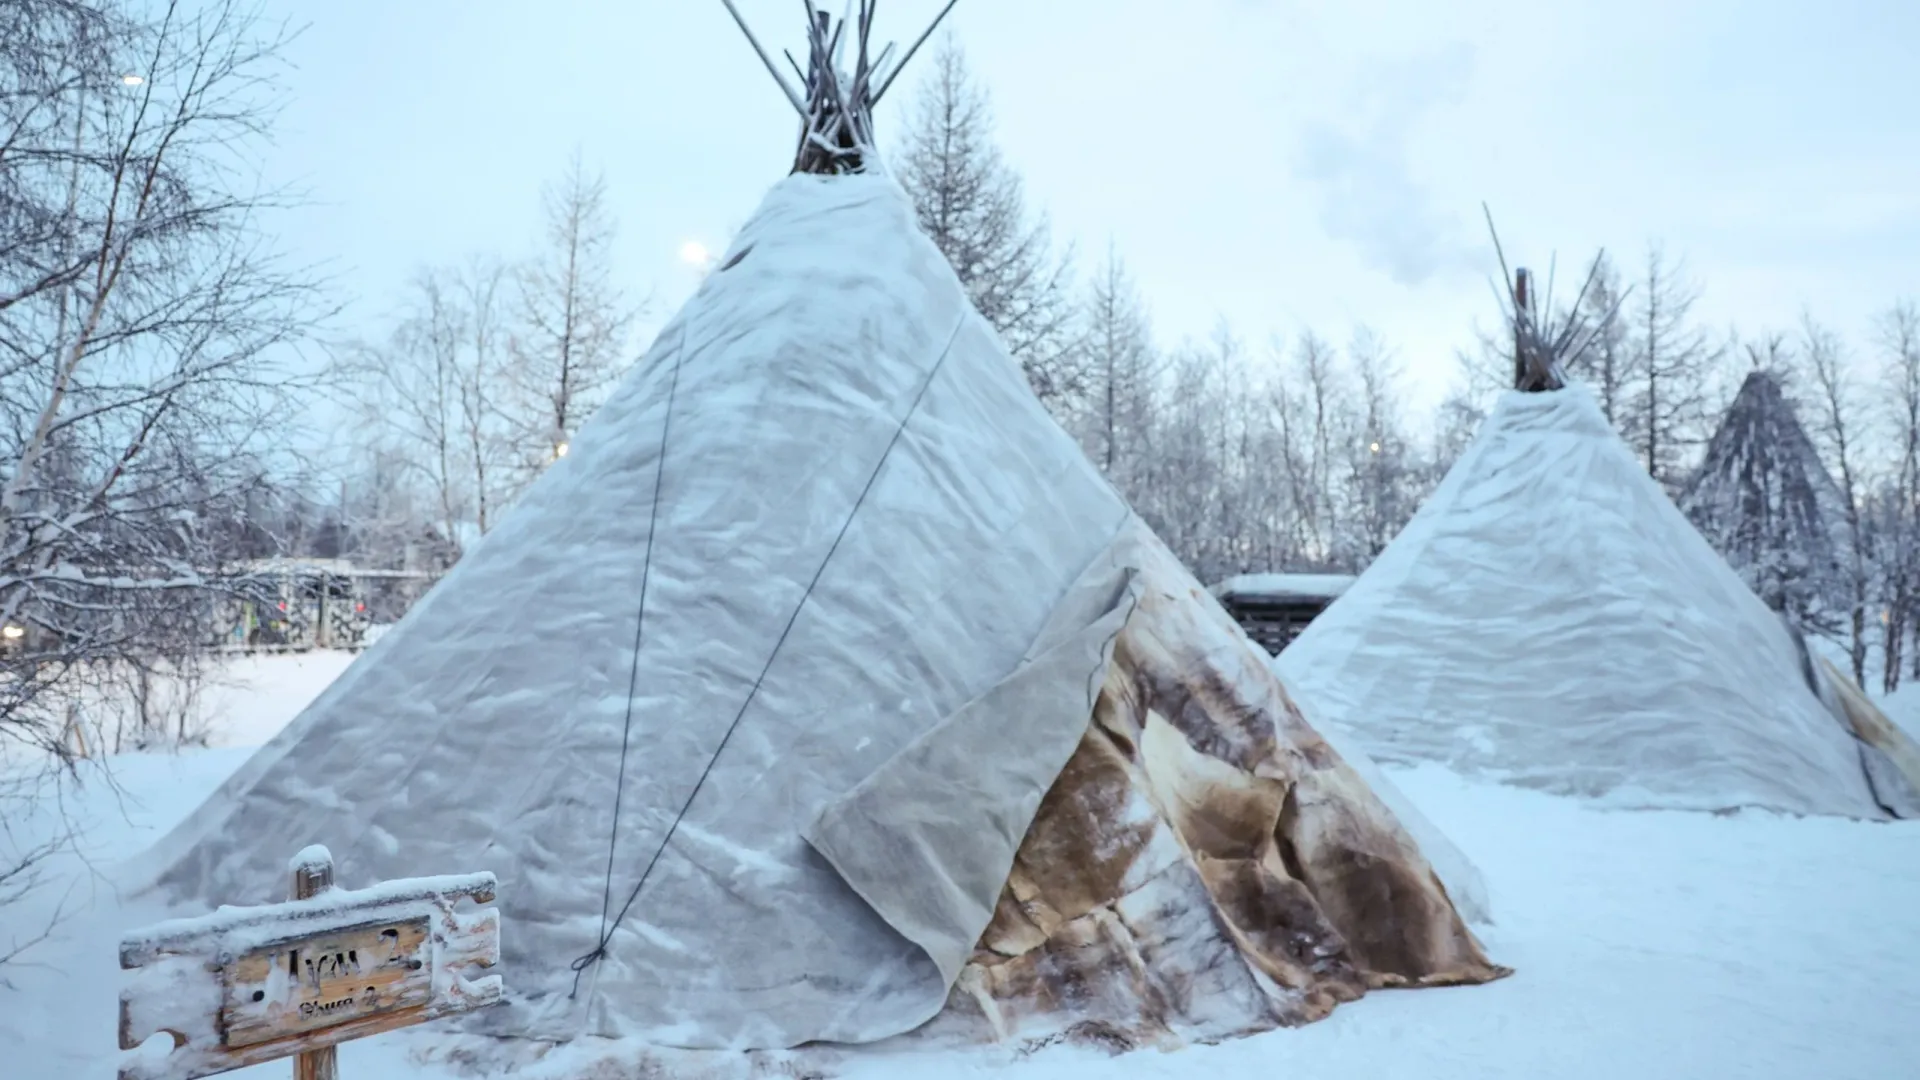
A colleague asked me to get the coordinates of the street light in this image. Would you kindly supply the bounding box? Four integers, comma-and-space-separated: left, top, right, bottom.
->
2, 624, 24, 640
120, 74, 144, 86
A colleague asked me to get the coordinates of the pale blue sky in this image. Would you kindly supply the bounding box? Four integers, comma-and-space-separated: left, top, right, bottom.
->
255, 0, 1919, 418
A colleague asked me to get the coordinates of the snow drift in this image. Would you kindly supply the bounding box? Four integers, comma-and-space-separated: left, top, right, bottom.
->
127, 175, 1502, 1056
1278, 385, 1897, 820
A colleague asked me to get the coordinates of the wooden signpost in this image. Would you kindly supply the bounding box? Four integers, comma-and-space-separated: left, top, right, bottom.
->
118, 846, 502, 1080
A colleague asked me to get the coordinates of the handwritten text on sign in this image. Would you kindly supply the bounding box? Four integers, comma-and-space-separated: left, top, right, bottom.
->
221, 917, 433, 1048
118, 870, 500, 1080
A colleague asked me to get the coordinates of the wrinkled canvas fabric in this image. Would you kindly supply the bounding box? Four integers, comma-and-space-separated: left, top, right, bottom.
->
130, 174, 1502, 1054
132, 174, 1141, 1048
1280, 387, 1894, 821
805, 560, 1142, 993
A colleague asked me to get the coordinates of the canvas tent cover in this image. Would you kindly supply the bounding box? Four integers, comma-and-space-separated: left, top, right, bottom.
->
1277, 386, 1898, 821
130, 175, 1501, 1056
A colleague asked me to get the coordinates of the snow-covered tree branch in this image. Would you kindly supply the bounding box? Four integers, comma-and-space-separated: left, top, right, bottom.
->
1, 0, 326, 963
1875, 301, 1920, 690
346, 260, 512, 549
1797, 313, 1872, 683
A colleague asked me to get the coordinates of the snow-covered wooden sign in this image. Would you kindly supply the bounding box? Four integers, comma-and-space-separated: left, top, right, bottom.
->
117, 846, 502, 1080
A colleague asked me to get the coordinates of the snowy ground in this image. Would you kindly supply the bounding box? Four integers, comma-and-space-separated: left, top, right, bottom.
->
190, 650, 359, 748
5, 651, 1920, 1079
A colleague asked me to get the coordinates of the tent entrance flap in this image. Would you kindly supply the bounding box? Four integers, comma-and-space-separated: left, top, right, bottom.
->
805, 560, 1140, 1004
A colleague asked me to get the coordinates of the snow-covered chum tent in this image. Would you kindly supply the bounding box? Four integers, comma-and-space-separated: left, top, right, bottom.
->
1678, 368, 1851, 629
1278, 258, 1920, 821
128, 2, 1506, 1063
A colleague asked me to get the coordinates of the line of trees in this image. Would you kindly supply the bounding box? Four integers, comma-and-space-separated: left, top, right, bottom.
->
11, 15, 1914, 760
1780, 303, 1920, 691
295, 36, 1917, 632
895, 36, 1920, 701
893, 42, 1439, 584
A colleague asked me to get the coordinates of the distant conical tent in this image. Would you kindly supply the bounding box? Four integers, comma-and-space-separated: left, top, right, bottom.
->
1279, 253, 1911, 820
1679, 368, 1849, 626
132, 2, 1504, 1061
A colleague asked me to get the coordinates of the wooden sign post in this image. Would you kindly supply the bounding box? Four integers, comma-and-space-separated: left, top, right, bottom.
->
118, 846, 503, 1080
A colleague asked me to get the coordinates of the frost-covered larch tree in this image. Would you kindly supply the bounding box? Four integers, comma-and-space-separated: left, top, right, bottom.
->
503, 152, 640, 491
894, 38, 1077, 407
1066, 245, 1160, 487
1566, 252, 1632, 426
1620, 246, 1723, 492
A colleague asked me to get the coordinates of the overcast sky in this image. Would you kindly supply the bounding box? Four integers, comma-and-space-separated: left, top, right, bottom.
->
254, 0, 1919, 420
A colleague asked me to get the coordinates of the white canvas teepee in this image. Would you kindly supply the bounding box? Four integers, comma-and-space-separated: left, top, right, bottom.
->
1278, 383, 1903, 820
128, 5, 1506, 1061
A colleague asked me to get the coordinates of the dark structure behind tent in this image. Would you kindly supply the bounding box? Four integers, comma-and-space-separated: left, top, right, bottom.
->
1678, 369, 1849, 632
1210, 573, 1355, 655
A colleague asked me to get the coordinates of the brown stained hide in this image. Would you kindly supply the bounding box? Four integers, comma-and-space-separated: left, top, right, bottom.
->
1005, 726, 1160, 931
1279, 775, 1496, 987
1135, 708, 1282, 862
963, 904, 1174, 1047
1116, 614, 1278, 775
1192, 852, 1364, 1010
953, 536, 1509, 1049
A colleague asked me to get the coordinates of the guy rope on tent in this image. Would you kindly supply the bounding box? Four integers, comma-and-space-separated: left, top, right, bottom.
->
569, 0, 963, 997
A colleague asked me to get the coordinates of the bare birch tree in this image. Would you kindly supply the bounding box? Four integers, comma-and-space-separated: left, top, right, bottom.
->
455, 260, 509, 536
358, 271, 462, 547
1, 0, 323, 961
1341, 329, 1420, 561
1134, 326, 1253, 580
1270, 331, 1353, 565
354, 259, 512, 548
1877, 301, 1920, 689
1798, 313, 1871, 683
1427, 337, 1501, 481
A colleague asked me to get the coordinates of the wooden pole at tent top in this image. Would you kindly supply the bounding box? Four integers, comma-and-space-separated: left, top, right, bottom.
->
290, 852, 339, 1080
1512, 266, 1532, 390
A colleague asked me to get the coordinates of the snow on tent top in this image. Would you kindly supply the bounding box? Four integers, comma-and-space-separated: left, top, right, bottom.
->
1276, 382, 1898, 820
128, 2, 1504, 1061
